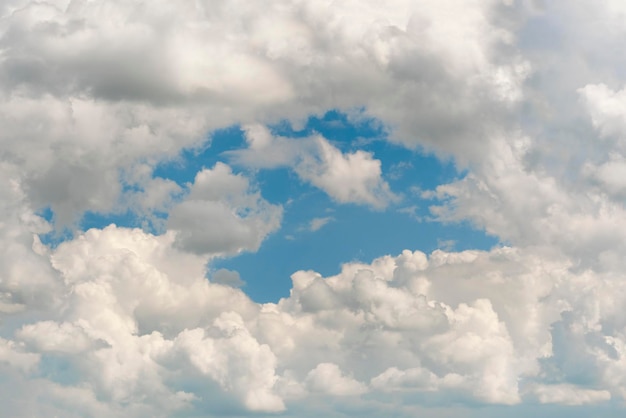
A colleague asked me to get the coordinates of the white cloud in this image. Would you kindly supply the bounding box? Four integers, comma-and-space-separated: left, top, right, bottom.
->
305, 363, 367, 396
583, 153, 626, 197
370, 366, 438, 392
5, 0, 626, 417
17, 321, 98, 354
427, 130, 626, 272
0, 220, 624, 415
231, 126, 399, 209
579, 83, 626, 143
0, 0, 524, 242
168, 312, 285, 412
296, 137, 398, 209
167, 163, 282, 255
13, 225, 278, 415
121, 164, 183, 224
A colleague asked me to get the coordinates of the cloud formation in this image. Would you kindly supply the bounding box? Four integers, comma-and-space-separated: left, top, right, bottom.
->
3, 0, 626, 417
5, 227, 626, 417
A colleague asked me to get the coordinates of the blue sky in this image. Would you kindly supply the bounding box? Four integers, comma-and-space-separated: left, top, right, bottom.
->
37, 110, 498, 303
41, 110, 498, 302
4, 1, 626, 417
155, 111, 497, 302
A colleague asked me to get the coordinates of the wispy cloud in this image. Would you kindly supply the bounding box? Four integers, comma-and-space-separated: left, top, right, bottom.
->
308, 216, 335, 232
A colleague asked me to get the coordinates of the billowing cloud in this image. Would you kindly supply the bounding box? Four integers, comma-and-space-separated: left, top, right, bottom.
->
305, 363, 367, 396
3, 226, 626, 417
0, 0, 524, 227
3, 0, 626, 417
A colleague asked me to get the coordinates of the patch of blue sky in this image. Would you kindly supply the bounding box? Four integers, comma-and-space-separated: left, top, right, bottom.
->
36, 206, 54, 226
39, 110, 499, 303
153, 125, 247, 188
80, 209, 143, 232
213, 199, 497, 303
38, 203, 148, 248
207, 111, 497, 302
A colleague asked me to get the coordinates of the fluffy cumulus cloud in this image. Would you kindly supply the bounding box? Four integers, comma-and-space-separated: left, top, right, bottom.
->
167, 162, 282, 255
3, 0, 626, 417
230, 124, 398, 208
5, 231, 626, 417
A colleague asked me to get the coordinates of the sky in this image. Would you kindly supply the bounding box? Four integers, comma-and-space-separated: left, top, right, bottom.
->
3, 0, 626, 417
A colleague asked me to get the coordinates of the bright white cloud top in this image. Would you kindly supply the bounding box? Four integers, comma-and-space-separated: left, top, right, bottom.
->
2, 1, 626, 417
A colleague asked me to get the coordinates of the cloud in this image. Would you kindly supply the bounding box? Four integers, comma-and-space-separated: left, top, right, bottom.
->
530, 384, 611, 406
230, 125, 399, 209
233, 124, 305, 168
4, 224, 625, 417
308, 217, 334, 232
168, 312, 285, 412
305, 363, 367, 396
427, 129, 626, 271
167, 163, 282, 255
0, 338, 39, 373
296, 137, 398, 209
211, 269, 246, 288
0, 0, 523, 230
370, 366, 438, 392
4, 0, 626, 417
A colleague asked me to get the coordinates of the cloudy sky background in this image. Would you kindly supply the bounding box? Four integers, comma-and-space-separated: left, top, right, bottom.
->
3, 0, 626, 416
